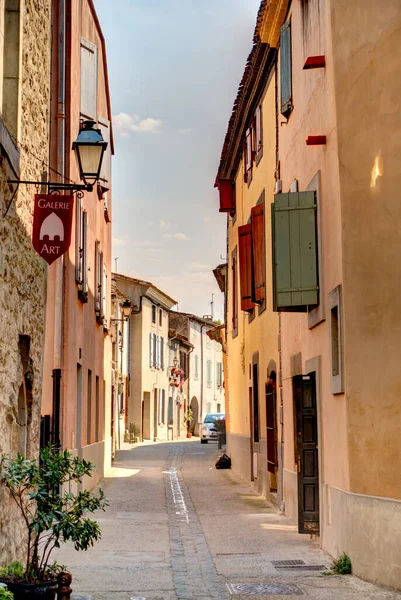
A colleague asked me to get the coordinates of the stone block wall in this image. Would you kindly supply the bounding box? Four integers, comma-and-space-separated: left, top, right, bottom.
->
0, 0, 51, 567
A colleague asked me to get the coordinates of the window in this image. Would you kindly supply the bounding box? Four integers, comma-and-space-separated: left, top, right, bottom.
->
271, 191, 318, 311
2, 0, 21, 137
329, 286, 344, 394
217, 403, 221, 413
160, 336, 164, 370
95, 241, 104, 321
255, 105, 263, 163
152, 304, 156, 324
231, 246, 238, 337
180, 351, 187, 378
251, 196, 266, 304
244, 127, 253, 184
216, 362, 223, 388
149, 333, 155, 368
280, 20, 293, 118
87, 370, 92, 445
238, 224, 254, 312
207, 360, 212, 387
194, 354, 199, 379
80, 38, 98, 119
252, 362, 260, 443
76, 198, 88, 301
159, 308, 163, 326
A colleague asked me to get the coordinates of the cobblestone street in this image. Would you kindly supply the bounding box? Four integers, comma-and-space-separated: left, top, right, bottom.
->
57, 441, 401, 600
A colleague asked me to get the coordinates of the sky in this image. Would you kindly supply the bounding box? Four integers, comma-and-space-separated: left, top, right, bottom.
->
94, 0, 261, 320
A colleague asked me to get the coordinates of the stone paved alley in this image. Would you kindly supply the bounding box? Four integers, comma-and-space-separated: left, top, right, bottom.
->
57, 441, 401, 600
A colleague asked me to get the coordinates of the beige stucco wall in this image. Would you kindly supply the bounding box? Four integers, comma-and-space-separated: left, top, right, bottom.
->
0, 0, 51, 566
226, 70, 279, 497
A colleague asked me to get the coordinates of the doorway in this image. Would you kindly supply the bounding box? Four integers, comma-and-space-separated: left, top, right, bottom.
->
142, 392, 151, 440
293, 372, 319, 534
265, 371, 277, 491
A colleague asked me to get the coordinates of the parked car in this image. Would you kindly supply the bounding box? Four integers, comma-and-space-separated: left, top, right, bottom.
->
200, 413, 225, 444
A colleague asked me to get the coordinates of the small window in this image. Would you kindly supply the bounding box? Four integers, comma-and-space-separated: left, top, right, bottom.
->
80, 38, 98, 119
76, 199, 88, 302
329, 286, 344, 394
152, 304, 156, 324
207, 360, 212, 387
159, 308, 163, 326
216, 362, 223, 387
217, 403, 221, 413
280, 20, 293, 118
255, 105, 263, 163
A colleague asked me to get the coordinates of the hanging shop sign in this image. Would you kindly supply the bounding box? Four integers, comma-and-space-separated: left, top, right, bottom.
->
32, 194, 74, 265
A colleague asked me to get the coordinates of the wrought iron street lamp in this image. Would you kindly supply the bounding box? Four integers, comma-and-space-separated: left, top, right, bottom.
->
111, 300, 132, 324
7, 120, 108, 197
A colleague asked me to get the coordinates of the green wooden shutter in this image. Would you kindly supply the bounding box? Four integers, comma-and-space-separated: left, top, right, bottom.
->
271, 191, 318, 311
280, 21, 293, 117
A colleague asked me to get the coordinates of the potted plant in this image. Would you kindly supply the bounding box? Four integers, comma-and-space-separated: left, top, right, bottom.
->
0, 446, 108, 600
185, 408, 194, 438
0, 584, 14, 599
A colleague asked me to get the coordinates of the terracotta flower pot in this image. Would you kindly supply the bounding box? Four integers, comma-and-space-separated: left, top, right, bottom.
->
186, 432, 192, 438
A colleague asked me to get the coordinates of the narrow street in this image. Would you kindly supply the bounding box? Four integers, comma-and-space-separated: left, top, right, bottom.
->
57, 441, 401, 600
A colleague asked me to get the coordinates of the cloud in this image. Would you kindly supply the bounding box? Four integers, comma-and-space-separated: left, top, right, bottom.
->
113, 112, 162, 137
163, 232, 190, 241
112, 236, 161, 249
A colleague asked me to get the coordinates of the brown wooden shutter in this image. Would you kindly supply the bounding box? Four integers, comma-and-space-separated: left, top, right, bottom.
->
218, 179, 235, 213
251, 203, 266, 303
238, 224, 254, 312
232, 247, 238, 333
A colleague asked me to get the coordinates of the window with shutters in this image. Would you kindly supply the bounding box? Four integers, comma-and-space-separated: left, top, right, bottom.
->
271, 191, 319, 312
155, 335, 160, 369
160, 336, 164, 370
255, 105, 263, 164
149, 333, 155, 368
251, 197, 266, 305
280, 20, 293, 118
80, 38, 98, 119
207, 360, 212, 387
95, 241, 103, 322
194, 354, 199, 379
238, 224, 255, 313
102, 264, 108, 327
98, 117, 111, 191
76, 199, 88, 302
244, 127, 253, 184
231, 246, 238, 337
216, 362, 223, 388
152, 304, 156, 324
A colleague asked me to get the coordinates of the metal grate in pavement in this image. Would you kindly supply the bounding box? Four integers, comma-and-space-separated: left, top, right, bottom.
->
227, 583, 304, 595
271, 560, 305, 566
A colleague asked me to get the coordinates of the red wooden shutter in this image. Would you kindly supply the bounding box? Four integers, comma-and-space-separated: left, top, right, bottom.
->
238, 224, 254, 312
232, 247, 238, 332
251, 204, 265, 303
218, 179, 235, 213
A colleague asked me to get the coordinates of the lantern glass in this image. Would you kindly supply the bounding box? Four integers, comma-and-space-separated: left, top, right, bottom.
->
121, 300, 132, 320
173, 356, 179, 368
72, 120, 107, 186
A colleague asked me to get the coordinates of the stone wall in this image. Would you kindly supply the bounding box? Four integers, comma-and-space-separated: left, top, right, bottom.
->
0, 0, 51, 567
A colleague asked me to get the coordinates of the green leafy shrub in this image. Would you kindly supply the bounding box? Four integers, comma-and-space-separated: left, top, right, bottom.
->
331, 553, 352, 574
0, 446, 108, 584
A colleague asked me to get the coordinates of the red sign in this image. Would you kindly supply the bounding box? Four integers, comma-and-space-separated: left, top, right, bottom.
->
32, 194, 74, 265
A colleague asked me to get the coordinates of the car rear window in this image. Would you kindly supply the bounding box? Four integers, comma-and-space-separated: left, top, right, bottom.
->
204, 414, 225, 423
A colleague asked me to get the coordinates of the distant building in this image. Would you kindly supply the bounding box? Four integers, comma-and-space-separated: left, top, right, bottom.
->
0, 0, 52, 567
169, 312, 224, 433
112, 273, 177, 442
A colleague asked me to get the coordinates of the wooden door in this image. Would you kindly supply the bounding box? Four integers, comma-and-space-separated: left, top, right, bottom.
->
293, 373, 319, 534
